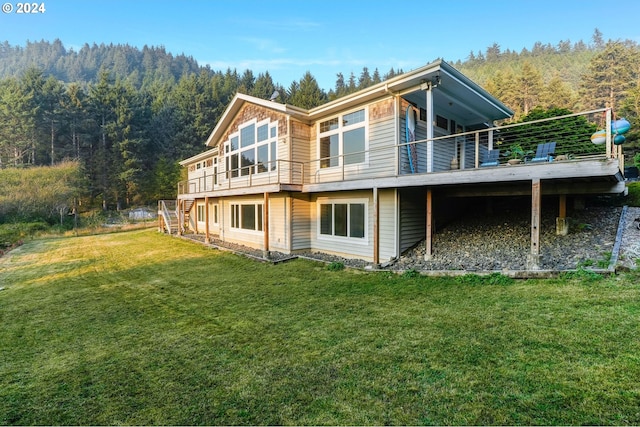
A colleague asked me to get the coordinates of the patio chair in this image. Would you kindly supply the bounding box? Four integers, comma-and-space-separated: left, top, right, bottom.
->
480, 149, 500, 167
529, 142, 556, 163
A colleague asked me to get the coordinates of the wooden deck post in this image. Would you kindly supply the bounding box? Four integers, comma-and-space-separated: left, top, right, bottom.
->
556, 194, 569, 236
527, 178, 541, 270
204, 196, 210, 243
373, 187, 379, 266
177, 199, 183, 236
263, 192, 270, 258
425, 188, 433, 261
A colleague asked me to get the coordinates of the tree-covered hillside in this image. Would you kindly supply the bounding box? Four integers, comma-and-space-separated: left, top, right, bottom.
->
0, 29, 638, 216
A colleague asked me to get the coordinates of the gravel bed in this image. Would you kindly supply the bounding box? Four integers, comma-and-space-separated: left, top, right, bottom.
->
182, 234, 295, 263
393, 206, 623, 272
182, 205, 640, 272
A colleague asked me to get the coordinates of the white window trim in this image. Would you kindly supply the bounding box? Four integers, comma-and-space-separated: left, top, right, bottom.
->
230, 202, 264, 234
196, 204, 205, 223
316, 197, 369, 245
224, 118, 279, 179
212, 203, 219, 225
317, 108, 369, 171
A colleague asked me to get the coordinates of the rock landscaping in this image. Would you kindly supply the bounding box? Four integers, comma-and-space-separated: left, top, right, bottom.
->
183, 205, 640, 273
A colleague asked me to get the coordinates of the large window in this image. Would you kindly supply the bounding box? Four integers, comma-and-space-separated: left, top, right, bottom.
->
319, 109, 367, 168
319, 200, 366, 240
230, 203, 263, 231
225, 120, 278, 178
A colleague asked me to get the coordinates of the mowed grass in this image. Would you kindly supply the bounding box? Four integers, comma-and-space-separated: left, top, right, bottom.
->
1, 230, 640, 425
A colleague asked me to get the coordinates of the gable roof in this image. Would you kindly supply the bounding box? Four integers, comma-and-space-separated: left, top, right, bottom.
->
204, 93, 308, 147
179, 147, 218, 166
204, 59, 513, 148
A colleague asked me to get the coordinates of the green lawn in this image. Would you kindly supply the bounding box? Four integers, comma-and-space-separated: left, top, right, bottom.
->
1, 229, 640, 425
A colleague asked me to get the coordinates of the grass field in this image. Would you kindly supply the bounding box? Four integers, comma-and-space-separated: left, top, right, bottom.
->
1, 229, 640, 425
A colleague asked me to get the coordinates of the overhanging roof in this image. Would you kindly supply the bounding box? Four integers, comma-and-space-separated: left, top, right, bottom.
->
204, 60, 514, 148
179, 147, 218, 166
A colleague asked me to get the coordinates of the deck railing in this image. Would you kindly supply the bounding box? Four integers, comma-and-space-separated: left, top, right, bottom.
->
307, 108, 620, 184
157, 199, 177, 233
178, 159, 304, 195
178, 108, 623, 194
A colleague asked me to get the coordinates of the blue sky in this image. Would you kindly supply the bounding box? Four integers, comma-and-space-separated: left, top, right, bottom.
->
2, 0, 640, 90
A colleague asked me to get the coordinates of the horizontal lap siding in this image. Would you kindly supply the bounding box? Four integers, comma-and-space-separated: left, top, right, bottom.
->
221, 195, 265, 250
433, 140, 455, 172
268, 194, 288, 252
291, 194, 311, 251
363, 118, 396, 179
310, 190, 373, 261
401, 114, 427, 174
379, 188, 397, 262
399, 188, 426, 253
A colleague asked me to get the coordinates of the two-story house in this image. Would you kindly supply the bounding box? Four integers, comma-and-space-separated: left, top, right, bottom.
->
160, 59, 626, 269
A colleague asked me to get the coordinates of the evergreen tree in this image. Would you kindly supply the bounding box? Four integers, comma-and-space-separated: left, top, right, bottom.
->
358, 67, 372, 89
579, 40, 639, 112
40, 76, 66, 165
516, 61, 543, 115
0, 77, 36, 166
287, 72, 327, 109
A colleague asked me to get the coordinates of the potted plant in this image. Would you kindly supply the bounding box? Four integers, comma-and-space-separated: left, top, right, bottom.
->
502, 144, 532, 165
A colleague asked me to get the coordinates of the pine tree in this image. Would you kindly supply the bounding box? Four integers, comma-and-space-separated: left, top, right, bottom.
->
579, 40, 639, 112
287, 72, 327, 109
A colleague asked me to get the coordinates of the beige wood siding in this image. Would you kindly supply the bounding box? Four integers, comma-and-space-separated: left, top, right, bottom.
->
309, 190, 373, 261
220, 195, 266, 250
291, 194, 311, 250
378, 188, 397, 262
308, 99, 397, 184
268, 194, 289, 252
399, 188, 426, 253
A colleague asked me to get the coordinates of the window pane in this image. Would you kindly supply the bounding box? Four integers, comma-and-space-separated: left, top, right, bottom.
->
343, 127, 365, 165
230, 153, 239, 178
343, 109, 364, 126
230, 136, 238, 151
241, 149, 255, 176
270, 141, 277, 170
320, 117, 339, 133
257, 124, 268, 142
241, 124, 255, 148
270, 126, 277, 138
334, 204, 347, 236
349, 203, 365, 238
257, 145, 269, 173
320, 135, 339, 168
232, 205, 239, 228
257, 204, 263, 231
320, 204, 332, 235
241, 204, 255, 230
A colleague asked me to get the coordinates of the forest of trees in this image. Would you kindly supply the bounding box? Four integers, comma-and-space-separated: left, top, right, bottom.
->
1, 29, 639, 219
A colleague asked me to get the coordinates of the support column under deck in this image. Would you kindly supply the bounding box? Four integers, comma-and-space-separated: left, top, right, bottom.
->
204, 196, 210, 243
263, 192, 270, 258
527, 178, 541, 270
556, 194, 569, 236
373, 187, 379, 265
424, 189, 433, 261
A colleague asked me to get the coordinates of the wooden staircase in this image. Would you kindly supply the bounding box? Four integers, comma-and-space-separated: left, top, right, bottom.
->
159, 199, 195, 234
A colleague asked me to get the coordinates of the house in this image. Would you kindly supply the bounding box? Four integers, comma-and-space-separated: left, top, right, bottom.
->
160, 59, 626, 270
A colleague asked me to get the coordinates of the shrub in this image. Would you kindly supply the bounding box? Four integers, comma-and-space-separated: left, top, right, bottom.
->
327, 261, 344, 271
401, 268, 420, 278
0, 222, 48, 251
626, 182, 640, 207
